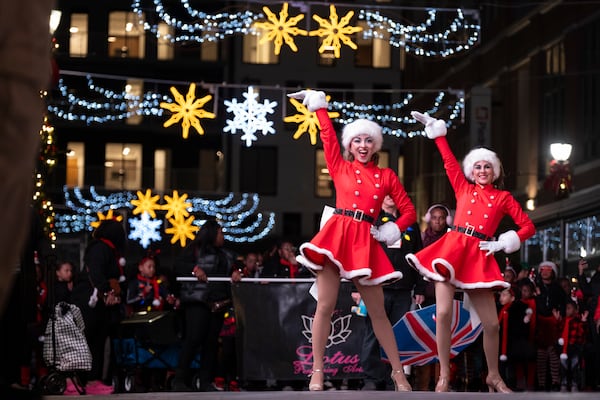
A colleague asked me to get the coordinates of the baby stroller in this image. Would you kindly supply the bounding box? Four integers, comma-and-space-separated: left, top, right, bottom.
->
40, 301, 92, 395
113, 310, 201, 392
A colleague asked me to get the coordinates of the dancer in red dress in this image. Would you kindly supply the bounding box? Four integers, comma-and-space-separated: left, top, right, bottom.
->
288, 90, 416, 391
407, 111, 535, 393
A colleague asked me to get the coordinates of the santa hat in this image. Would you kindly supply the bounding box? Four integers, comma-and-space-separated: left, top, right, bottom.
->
539, 261, 558, 276
341, 119, 383, 152
498, 302, 510, 362
462, 147, 501, 182
558, 316, 571, 361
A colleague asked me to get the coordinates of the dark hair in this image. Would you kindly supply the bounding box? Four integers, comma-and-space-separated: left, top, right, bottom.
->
93, 219, 126, 253
195, 219, 223, 251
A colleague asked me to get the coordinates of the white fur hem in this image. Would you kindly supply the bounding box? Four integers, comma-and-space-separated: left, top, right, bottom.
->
297, 243, 402, 286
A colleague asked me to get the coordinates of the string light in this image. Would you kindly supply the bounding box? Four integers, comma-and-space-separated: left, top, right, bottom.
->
129, 1, 480, 57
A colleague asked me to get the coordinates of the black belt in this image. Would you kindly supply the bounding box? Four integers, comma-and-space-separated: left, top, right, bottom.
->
334, 208, 374, 224
452, 225, 493, 241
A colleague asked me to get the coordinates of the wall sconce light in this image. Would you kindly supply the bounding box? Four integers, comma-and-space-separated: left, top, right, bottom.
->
544, 142, 572, 199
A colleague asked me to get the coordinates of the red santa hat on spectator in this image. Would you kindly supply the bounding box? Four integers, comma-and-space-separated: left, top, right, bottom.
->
558, 316, 571, 361
341, 119, 383, 153
538, 261, 558, 276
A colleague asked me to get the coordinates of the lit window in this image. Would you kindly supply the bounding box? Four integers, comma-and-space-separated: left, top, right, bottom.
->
243, 23, 278, 64
69, 14, 88, 57
157, 23, 174, 60
66, 142, 85, 187
105, 143, 142, 190
154, 149, 170, 192
125, 79, 143, 125
108, 11, 145, 59
355, 21, 391, 68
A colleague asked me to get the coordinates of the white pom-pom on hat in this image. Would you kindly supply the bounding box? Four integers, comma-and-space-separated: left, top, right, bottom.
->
119, 257, 127, 267
500, 354, 507, 362
152, 298, 161, 307
560, 353, 568, 361
558, 338, 564, 346
342, 119, 383, 152
462, 147, 501, 182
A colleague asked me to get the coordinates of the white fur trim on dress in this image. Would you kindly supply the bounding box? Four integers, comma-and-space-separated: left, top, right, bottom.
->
405, 253, 510, 290
341, 119, 383, 152
462, 147, 501, 181
297, 242, 402, 286
498, 230, 520, 254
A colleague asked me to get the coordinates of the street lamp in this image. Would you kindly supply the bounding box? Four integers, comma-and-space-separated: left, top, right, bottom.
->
545, 142, 572, 199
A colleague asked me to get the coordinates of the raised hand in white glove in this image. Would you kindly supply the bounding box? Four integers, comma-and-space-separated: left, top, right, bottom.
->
479, 230, 520, 256
288, 90, 328, 112
370, 222, 401, 246
411, 111, 447, 139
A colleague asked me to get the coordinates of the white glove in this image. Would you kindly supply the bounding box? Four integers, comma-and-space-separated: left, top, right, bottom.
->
288, 90, 328, 112
479, 230, 520, 256
370, 222, 401, 246
411, 111, 447, 139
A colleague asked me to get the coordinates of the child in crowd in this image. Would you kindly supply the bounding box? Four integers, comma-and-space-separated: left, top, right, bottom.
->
126, 252, 175, 313
558, 300, 588, 392
497, 286, 530, 390
54, 261, 74, 304
517, 279, 537, 390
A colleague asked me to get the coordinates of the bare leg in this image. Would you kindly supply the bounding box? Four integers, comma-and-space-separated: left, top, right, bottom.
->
467, 289, 511, 393
309, 263, 340, 389
356, 281, 411, 391
434, 281, 455, 391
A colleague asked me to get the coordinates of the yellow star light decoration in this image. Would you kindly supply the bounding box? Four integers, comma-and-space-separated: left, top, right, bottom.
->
90, 209, 123, 229
162, 190, 191, 220
285, 95, 339, 145
165, 215, 198, 247
130, 189, 161, 218
160, 83, 216, 139
309, 5, 362, 59
254, 2, 307, 55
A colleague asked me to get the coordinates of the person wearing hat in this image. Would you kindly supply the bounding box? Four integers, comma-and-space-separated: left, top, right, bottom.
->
407, 112, 535, 393
288, 90, 416, 392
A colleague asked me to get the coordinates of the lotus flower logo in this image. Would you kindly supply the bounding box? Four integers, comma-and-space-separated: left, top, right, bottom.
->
301, 313, 353, 348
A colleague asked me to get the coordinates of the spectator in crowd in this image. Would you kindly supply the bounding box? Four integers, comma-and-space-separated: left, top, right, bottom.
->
261, 240, 309, 279
516, 278, 537, 390
360, 195, 426, 390
126, 251, 174, 313
577, 258, 600, 390
240, 251, 262, 278
534, 261, 566, 391
407, 111, 535, 393
503, 262, 517, 286
70, 219, 127, 395
172, 219, 241, 392
558, 300, 588, 392
412, 204, 452, 391
289, 89, 416, 392
54, 261, 74, 304
497, 286, 530, 390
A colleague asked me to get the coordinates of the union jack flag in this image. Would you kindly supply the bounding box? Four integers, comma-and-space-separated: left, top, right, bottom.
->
389, 300, 482, 366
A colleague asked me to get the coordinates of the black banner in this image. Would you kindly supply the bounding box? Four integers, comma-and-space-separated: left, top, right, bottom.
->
232, 281, 366, 381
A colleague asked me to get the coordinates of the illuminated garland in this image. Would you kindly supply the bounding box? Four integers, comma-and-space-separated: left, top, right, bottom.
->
48, 72, 465, 141
130, 1, 480, 58
55, 186, 275, 244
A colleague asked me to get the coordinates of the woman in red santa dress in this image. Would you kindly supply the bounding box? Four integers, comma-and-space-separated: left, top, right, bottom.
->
407, 111, 535, 393
288, 90, 416, 392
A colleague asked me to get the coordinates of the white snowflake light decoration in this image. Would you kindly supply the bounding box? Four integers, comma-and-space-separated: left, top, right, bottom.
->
223, 87, 277, 147
129, 212, 163, 248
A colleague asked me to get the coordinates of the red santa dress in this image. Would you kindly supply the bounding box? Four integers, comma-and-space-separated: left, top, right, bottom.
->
406, 137, 535, 290
297, 109, 416, 285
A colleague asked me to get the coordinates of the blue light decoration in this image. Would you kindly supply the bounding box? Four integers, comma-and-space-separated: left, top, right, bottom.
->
56, 186, 275, 244
48, 72, 465, 139
130, 1, 480, 58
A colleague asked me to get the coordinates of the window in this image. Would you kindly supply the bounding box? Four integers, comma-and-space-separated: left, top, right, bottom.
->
524, 224, 562, 269
243, 23, 278, 64
125, 79, 143, 125
239, 147, 277, 195
69, 13, 88, 57
66, 142, 85, 187
566, 215, 600, 261
108, 11, 145, 59
154, 149, 170, 192
355, 21, 391, 68
201, 40, 219, 61
105, 143, 142, 190
157, 23, 174, 60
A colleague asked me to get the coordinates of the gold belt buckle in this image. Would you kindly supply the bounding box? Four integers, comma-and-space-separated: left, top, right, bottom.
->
353, 209, 364, 222
464, 224, 475, 236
